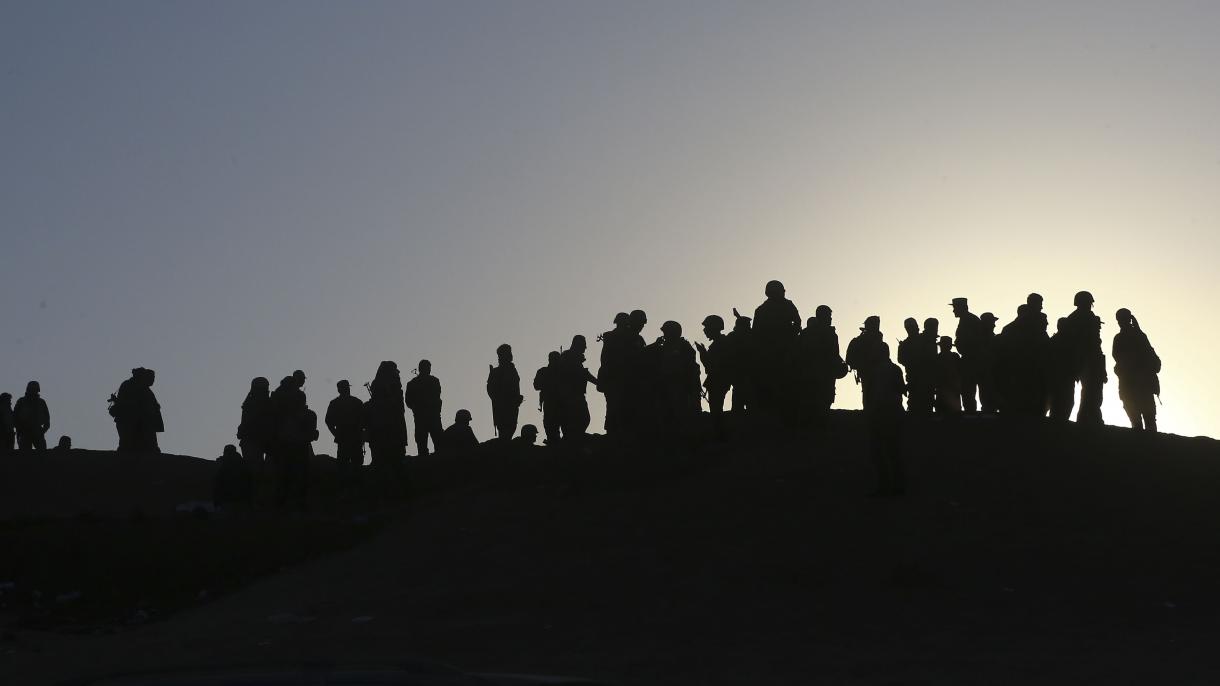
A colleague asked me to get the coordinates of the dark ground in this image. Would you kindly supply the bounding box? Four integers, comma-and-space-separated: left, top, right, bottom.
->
3, 412, 1220, 685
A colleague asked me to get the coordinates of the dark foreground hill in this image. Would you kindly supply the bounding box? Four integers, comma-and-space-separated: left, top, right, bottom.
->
4, 412, 1220, 685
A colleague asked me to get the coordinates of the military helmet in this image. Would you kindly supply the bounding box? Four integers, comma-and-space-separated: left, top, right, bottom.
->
702, 315, 724, 330
661, 320, 682, 336
980, 312, 997, 324
520, 424, 539, 437
815, 304, 832, 318
862, 315, 880, 331
456, 409, 472, 423
765, 280, 785, 298
1074, 290, 1094, 307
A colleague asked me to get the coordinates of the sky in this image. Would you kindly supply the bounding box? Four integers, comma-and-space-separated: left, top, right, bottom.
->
2, 1, 1218, 458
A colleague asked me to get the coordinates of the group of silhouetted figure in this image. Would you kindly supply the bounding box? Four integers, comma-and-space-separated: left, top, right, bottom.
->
2, 280, 1164, 502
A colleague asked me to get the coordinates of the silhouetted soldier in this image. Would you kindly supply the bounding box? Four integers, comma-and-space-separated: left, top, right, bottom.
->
798, 305, 847, 424
270, 375, 315, 509
54, 435, 71, 451
623, 309, 650, 434
112, 367, 163, 453
934, 336, 963, 415
862, 342, 906, 496
697, 315, 730, 439
1113, 309, 1161, 432
652, 321, 702, 433
846, 316, 885, 400
13, 381, 50, 451
487, 344, 524, 441
1046, 317, 1076, 421
238, 377, 274, 466
0, 393, 14, 453
751, 280, 801, 417
533, 351, 563, 445
366, 361, 408, 467
513, 424, 540, 449
897, 317, 933, 414
977, 312, 1000, 413
442, 409, 479, 456
558, 335, 598, 439
725, 309, 755, 412
1066, 291, 1107, 426
996, 302, 1050, 417
950, 298, 983, 413
405, 360, 443, 456
597, 313, 632, 434
213, 444, 252, 509
326, 380, 365, 477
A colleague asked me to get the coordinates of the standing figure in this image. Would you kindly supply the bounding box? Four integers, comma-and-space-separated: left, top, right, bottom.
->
557, 335, 598, 439
238, 377, 274, 466
1046, 318, 1077, 421
1112, 309, 1161, 432
487, 344, 524, 441
724, 309, 755, 412
977, 312, 1001, 413
597, 313, 632, 434
1065, 291, 1107, 426
365, 361, 409, 466
751, 280, 802, 419
405, 360, 444, 456
326, 380, 366, 477
0, 393, 14, 453
270, 375, 315, 509
862, 342, 906, 497
950, 297, 983, 413
798, 306, 848, 426
846, 316, 885, 401
13, 381, 50, 451
897, 317, 934, 414
533, 352, 563, 445
112, 368, 164, 453
652, 321, 702, 435
697, 315, 731, 439
934, 336, 963, 415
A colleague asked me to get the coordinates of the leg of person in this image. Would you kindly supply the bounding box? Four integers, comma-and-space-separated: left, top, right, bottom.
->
960, 363, 978, 413
412, 412, 430, 456
1121, 393, 1142, 430
541, 401, 561, 445
1144, 395, 1157, 433
504, 404, 519, 441
708, 386, 727, 440
33, 433, 47, 450
1078, 378, 1104, 426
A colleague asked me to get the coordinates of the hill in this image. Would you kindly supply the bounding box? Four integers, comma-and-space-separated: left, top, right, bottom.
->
3, 413, 1220, 685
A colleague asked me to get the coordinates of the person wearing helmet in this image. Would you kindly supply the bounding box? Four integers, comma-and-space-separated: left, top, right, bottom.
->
725, 308, 755, 413
442, 408, 479, 456
13, 381, 50, 451
996, 299, 1050, 417
798, 305, 848, 424
897, 317, 934, 414
597, 313, 633, 435
950, 298, 984, 413
697, 315, 730, 439
532, 351, 564, 445
487, 344, 524, 442
751, 280, 802, 419
1065, 290, 1107, 425
558, 335, 598, 439
1112, 309, 1161, 432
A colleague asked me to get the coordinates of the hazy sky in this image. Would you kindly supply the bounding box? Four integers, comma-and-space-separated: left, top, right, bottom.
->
3, 1, 1218, 458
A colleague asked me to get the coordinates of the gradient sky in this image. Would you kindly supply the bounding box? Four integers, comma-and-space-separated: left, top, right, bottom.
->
3, 1, 1218, 458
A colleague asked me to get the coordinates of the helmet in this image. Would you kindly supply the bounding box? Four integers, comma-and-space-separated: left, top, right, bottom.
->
661, 320, 682, 336
701, 315, 724, 330
456, 409, 472, 423
815, 304, 832, 318
765, 280, 785, 298
1074, 291, 1094, 307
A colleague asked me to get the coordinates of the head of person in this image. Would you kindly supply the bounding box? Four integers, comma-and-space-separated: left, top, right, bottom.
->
519, 424, 538, 445
570, 335, 587, 353
375, 361, 399, 384
950, 297, 969, 316
815, 304, 832, 325
613, 312, 630, 329
547, 351, 560, 365
222, 444, 239, 459
629, 309, 648, 334
878, 341, 892, 360
56, 435, 71, 450
980, 312, 997, 332
1115, 308, 1134, 329
0, 392, 10, 407
142, 368, 156, 387
733, 314, 752, 332
938, 335, 954, 352
292, 369, 306, 389
25, 381, 39, 397
1057, 317, 1069, 334
764, 280, 785, 300
455, 408, 472, 425
862, 316, 880, 333
661, 320, 682, 341
1073, 290, 1095, 310
496, 343, 513, 364
903, 317, 919, 336
1027, 293, 1044, 312
418, 359, 432, 375
337, 380, 351, 396
701, 315, 724, 339
924, 317, 939, 336
251, 377, 270, 394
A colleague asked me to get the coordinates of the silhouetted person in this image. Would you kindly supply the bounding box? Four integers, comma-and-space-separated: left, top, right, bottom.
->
934, 336, 963, 415
798, 305, 847, 425
897, 317, 934, 414
533, 351, 563, 445
326, 380, 366, 476
112, 367, 163, 453
557, 335, 598, 439
862, 342, 906, 496
442, 409, 479, 456
751, 280, 801, 418
270, 375, 315, 509
725, 309, 755, 412
977, 312, 1000, 413
651, 320, 702, 433
54, 435, 71, 451
487, 343, 524, 441
513, 424, 540, 449
405, 360, 443, 456
0, 393, 14, 453
366, 361, 408, 466
697, 315, 730, 439
623, 309, 651, 434
950, 297, 983, 413
214, 444, 252, 509
13, 381, 50, 451
997, 301, 1050, 417
237, 377, 274, 466
1046, 317, 1077, 421
598, 313, 633, 434
1066, 291, 1107, 426
846, 316, 885, 400
1113, 308, 1161, 432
